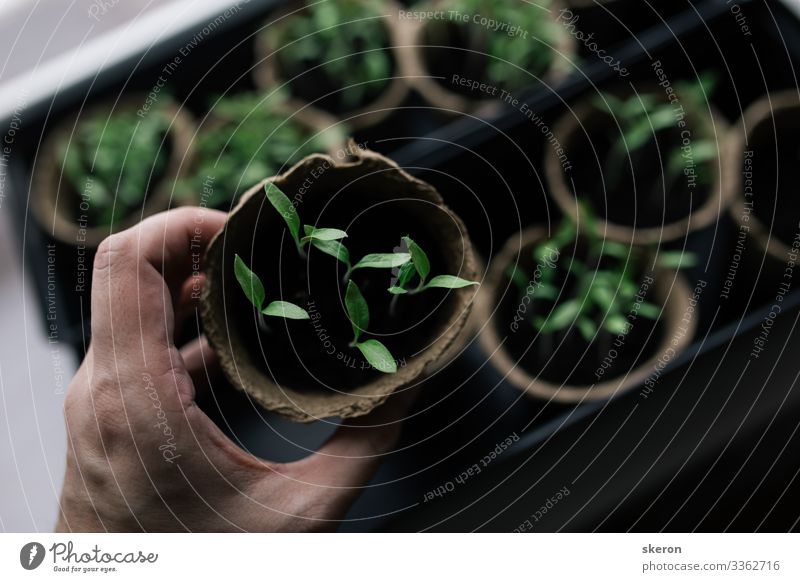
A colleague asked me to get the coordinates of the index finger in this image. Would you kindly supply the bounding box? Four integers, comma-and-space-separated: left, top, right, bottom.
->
90, 207, 227, 375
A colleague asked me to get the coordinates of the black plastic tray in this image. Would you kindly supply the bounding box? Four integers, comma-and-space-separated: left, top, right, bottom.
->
348, 0, 800, 530
5, 0, 799, 531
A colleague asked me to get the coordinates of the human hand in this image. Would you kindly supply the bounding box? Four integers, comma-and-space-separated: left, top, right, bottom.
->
57, 207, 412, 532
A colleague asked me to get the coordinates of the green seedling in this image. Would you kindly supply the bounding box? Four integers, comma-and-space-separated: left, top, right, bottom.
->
251, 183, 480, 374
387, 235, 478, 294
265, 182, 350, 262
596, 72, 718, 192
508, 204, 695, 343
266, 182, 413, 274
175, 92, 342, 207
276, 0, 392, 109
234, 254, 310, 331
58, 103, 171, 227
430, 0, 564, 91
345, 280, 397, 373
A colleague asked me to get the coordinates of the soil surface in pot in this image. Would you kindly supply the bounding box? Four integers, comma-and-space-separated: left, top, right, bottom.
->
422, 20, 493, 99
231, 189, 459, 393
567, 110, 714, 230
747, 110, 800, 247
497, 245, 663, 387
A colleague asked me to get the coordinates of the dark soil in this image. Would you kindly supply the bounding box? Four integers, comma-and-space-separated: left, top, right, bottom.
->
277, 35, 395, 114
231, 189, 456, 393
422, 20, 492, 99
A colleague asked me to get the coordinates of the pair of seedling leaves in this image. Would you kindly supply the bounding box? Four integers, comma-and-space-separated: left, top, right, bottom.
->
234, 183, 477, 374
508, 205, 696, 343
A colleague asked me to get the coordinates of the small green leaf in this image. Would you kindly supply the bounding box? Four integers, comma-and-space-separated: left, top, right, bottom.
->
310, 238, 350, 265
566, 259, 587, 276
637, 301, 662, 319
658, 251, 697, 269
541, 299, 581, 332
576, 317, 597, 342
234, 254, 265, 311
577, 199, 599, 241
356, 339, 397, 374
533, 243, 560, 263
649, 107, 677, 133
265, 182, 300, 248
624, 119, 656, 152
600, 241, 630, 260
549, 218, 577, 250
691, 141, 718, 163
402, 235, 430, 283
536, 283, 559, 301
395, 261, 417, 290
388, 286, 408, 295
604, 314, 631, 335
263, 301, 310, 320
591, 285, 616, 312
506, 265, 529, 290
301, 226, 348, 243
425, 275, 479, 290
351, 252, 411, 271
345, 280, 369, 343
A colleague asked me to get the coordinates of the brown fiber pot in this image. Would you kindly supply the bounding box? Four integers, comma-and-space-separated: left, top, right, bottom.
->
475, 226, 695, 402
545, 89, 730, 245
401, 0, 575, 116
201, 146, 478, 422
31, 96, 195, 248
253, 0, 409, 131
726, 90, 800, 263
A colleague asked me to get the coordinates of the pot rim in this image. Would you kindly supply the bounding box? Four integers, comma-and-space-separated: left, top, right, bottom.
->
200, 147, 478, 421
726, 89, 800, 262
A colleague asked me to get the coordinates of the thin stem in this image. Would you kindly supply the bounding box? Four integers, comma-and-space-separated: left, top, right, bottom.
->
257, 312, 271, 334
